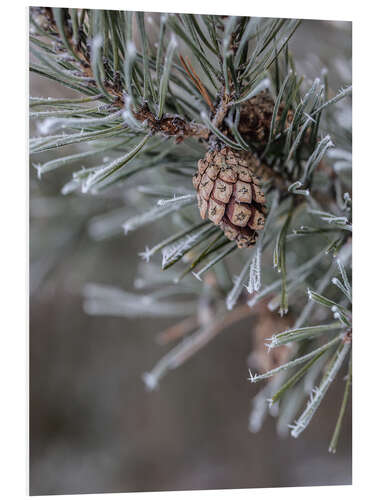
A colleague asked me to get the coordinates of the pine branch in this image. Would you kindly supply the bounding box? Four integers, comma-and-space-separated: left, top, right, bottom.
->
30, 9, 352, 450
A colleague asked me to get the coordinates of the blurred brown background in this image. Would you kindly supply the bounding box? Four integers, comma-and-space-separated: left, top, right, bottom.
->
29, 17, 352, 495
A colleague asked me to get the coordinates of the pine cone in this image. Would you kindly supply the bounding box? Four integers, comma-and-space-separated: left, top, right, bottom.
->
193, 147, 267, 248
238, 90, 293, 147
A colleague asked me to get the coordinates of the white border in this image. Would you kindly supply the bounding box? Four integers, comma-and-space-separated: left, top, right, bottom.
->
1, 1, 373, 499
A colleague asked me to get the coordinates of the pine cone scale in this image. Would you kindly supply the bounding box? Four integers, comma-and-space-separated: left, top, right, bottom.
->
213, 179, 233, 203
234, 181, 252, 203
208, 198, 225, 225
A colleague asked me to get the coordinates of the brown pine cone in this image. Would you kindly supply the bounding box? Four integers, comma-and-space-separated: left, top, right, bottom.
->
238, 90, 293, 147
192, 147, 267, 248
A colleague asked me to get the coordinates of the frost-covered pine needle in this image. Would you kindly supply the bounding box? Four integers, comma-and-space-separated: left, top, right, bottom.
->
83, 283, 196, 318
142, 321, 221, 390
311, 85, 352, 117
302, 135, 334, 185
248, 374, 284, 433
192, 243, 237, 281
123, 199, 192, 235
37, 108, 122, 135
336, 259, 352, 302
226, 253, 254, 310
245, 246, 262, 295
33, 141, 124, 178
82, 135, 150, 192
289, 342, 350, 438
138, 221, 207, 263
157, 193, 196, 207
265, 322, 342, 350
331, 306, 351, 327
248, 335, 341, 382
161, 223, 214, 269
309, 209, 350, 228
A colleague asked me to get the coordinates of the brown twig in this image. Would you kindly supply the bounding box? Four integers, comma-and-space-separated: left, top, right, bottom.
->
156, 316, 199, 345
212, 90, 231, 129
157, 302, 255, 349
133, 103, 209, 141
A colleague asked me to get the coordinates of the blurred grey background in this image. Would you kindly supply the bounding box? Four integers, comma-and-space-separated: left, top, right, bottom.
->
29, 17, 352, 495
